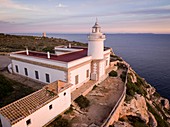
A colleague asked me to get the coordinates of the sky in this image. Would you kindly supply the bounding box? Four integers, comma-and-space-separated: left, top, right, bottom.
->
0, 0, 170, 33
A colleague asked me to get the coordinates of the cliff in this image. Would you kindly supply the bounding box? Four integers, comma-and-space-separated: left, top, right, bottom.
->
111, 55, 170, 127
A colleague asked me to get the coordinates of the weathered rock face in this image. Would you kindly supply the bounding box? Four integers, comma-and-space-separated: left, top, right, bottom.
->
160, 98, 170, 109
120, 94, 149, 123
129, 68, 137, 83
114, 121, 133, 127
148, 111, 157, 127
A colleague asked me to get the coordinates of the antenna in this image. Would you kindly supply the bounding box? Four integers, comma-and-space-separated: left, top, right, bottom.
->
96, 17, 98, 23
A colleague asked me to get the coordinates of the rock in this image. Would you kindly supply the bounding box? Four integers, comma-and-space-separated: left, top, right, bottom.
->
81, 123, 88, 127
129, 68, 137, 83
120, 94, 149, 124
113, 121, 133, 127
161, 99, 169, 109
88, 123, 99, 127
148, 111, 157, 127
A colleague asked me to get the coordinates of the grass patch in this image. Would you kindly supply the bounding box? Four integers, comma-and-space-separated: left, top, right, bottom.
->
109, 70, 118, 77
74, 95, 90, 109
47, 115, 70, 127
147, 102, 169, 127
0, 73, 34, 108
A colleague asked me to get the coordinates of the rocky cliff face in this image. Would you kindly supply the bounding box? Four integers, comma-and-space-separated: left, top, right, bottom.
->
113, 61, 170, 127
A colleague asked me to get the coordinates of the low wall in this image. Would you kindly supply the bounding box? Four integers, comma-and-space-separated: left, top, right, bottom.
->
101, 86, 126, 127
101, 65, 129, 127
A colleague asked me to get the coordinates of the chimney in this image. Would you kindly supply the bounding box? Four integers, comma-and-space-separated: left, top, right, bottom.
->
47, 52, 50, 59
26, 48, 29, 55
69, 43, 71, 48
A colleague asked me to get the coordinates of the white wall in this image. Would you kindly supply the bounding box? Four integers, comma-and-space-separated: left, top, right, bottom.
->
99, 60, 105, 78
70, 63, 91, 91
12, 60, 66, 83
12, 88, 71, 127
105, 54, 110, 69
0, 114, 11, 127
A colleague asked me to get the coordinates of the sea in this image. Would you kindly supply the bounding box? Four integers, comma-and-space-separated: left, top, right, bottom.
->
11, 33, 170, 100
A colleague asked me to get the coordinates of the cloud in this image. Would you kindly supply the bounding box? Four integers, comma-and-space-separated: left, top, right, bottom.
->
56, 3, 67, 8
0, 0, 37, 11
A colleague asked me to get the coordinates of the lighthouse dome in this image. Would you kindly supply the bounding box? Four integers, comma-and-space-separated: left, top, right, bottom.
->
92, 22, 101, 28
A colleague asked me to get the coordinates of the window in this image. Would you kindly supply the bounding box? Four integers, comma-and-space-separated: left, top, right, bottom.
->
49, 104, 52, 110
24, 68, 28, 76
46, 73, 50, 83
106, 60, 108, 66
15, 65, 19, 73
35, 71, 39, 79
86, 70, 89, 78
75, 75, 79, 85
26, 119, 31, 125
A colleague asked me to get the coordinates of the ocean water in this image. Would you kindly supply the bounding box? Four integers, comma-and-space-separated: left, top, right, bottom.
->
11, 33, 170, 100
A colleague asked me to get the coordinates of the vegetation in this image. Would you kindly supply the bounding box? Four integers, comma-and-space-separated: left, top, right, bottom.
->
117, 62, 127, 70
74, 95, 90, 109
127, 115, 148, 127
109, 70, 118, 77
147, 102, 169, 127
125, 74, 147, 101
64, 105, 73, 114
110, 54, 123, 62
120, 71, 126, 82
0, 73, 34, 108
92, 85, 97, 90
47, 115, 70, 127
0, 33, 87, 53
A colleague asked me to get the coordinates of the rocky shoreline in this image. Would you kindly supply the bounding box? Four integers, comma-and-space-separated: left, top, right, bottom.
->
112, 58, 170, 127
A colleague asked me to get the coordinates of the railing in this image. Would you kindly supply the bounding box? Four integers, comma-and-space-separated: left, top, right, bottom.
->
101, 66, 129, 127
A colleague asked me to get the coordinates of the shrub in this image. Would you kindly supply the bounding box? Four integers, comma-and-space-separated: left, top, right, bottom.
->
147, 102, 169, 127
74, 95, 90, 109
92, 85, 97, 90
126, 74, 147, 98
64, 105, 73, 114
120, 71, 126, 82
117, 62, 127, 70
127, 115, 148, 127
49, 115, 70, 127
109, 70, 118, 77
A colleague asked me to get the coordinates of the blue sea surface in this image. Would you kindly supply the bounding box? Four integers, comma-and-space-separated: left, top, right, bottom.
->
11, 33, 170, 100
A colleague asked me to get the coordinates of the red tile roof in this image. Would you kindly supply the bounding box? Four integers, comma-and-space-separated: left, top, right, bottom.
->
16, 47, 88, 62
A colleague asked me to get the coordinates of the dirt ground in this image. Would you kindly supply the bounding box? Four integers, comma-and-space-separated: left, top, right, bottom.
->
64, 70, 125, 127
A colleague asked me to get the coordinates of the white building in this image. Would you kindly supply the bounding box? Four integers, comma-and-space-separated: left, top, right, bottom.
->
9, 21, 111, 92
0, 21, 111, 127
0, 80, 72, 127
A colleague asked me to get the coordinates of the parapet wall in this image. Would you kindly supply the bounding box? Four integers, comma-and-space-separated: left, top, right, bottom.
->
101, 65, 129, 127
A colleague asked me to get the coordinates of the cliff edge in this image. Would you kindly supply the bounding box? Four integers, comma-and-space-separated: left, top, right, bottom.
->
110, 53, 170, 127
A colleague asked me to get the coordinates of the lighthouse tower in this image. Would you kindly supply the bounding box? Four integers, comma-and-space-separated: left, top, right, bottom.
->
88, 20, 106, 59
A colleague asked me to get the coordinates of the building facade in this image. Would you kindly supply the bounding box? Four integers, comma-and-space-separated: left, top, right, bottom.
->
0, 21, 111, 127
9, 21, 111, 92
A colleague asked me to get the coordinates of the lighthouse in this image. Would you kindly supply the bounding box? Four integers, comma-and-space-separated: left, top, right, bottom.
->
88, 20, 106, 59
